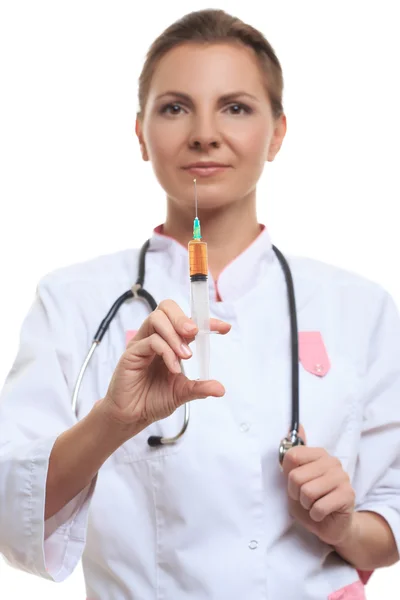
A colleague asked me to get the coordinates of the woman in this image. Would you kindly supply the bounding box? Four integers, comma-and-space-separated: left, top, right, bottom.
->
0, 8, 399, 599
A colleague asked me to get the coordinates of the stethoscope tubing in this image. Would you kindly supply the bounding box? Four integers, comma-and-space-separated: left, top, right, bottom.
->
71, 240, 304, 464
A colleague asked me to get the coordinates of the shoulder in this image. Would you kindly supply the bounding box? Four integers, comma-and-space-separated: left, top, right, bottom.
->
31, 247, 145, 345
285, 253, 398, 326
38, 247, 141, 296
288, 253, 388, 299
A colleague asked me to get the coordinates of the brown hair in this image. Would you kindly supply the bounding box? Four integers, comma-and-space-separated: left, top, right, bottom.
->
137, 9, 284, 122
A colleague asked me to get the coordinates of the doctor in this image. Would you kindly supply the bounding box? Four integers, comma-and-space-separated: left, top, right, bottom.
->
1, 8, 399, 600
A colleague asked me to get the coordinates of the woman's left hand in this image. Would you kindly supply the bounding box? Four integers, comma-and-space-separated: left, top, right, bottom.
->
282, 427, 356, 546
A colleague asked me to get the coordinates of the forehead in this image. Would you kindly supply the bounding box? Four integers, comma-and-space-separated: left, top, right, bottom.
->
148, 42, 266, 97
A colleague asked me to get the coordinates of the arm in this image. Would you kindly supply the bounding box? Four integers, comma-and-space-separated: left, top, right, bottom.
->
342, 290, 400, 571
0, 277, 122, 581
334, 510, 399, 570
45, 400, 133, 520
283, 289, 400, 576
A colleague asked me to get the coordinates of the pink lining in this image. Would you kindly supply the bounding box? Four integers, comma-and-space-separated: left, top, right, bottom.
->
328, 580, 366, 599
126, 330, 138, 345
298, 331, 331, 376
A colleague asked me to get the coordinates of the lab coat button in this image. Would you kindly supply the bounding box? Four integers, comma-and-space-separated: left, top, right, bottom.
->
249, 540, 258, 550
240, 422, 250, 432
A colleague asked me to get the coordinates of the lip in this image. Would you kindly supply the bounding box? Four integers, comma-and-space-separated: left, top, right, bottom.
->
183, 162, 230, 169
182, 163, 230, 177
185, 166, 228, 177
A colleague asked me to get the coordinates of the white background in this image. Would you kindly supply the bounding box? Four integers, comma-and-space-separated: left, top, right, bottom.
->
0, 0, 399, 597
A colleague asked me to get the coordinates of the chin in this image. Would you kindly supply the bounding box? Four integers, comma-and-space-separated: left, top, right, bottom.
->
174, 189, 236, 212
159, 170, 247, 210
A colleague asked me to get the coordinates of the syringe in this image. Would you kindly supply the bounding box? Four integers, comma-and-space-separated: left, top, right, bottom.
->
188, 179, 210, 380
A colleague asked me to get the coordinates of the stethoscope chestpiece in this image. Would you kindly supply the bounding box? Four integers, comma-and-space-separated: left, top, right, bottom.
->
279, 430, 305, 470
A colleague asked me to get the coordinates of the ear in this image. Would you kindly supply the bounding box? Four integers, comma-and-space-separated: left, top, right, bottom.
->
135, 116, 149, 162
266, 113, 287, 162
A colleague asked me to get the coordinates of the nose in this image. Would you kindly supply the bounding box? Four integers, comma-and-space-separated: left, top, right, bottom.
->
188, 114, 222, 150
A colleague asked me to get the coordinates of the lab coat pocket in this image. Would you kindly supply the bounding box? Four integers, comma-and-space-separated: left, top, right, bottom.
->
297, 331, 361, 463
328, 579, 366, 599
113, 408, 186, 463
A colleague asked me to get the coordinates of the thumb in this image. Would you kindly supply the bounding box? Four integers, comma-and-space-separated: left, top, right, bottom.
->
174, 377, 225, 406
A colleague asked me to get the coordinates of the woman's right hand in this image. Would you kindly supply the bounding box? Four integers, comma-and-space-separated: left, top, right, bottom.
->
99, 299, 231, 436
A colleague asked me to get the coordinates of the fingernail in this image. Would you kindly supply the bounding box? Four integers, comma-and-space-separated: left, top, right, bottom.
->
183, 322, 197, 333
180, 344, 192, 357
173, 359, 182, 373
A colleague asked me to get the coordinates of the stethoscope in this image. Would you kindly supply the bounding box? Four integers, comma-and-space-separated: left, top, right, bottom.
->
71, 239, 305, 466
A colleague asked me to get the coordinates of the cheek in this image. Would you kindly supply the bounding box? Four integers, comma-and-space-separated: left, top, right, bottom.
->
235, 125, 270, 164
144, 123, 187, 195
147, 129, 175, 164
146, 122, 184, 164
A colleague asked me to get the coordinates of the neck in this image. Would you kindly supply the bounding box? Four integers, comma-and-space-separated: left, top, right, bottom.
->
163, 191, 262, 280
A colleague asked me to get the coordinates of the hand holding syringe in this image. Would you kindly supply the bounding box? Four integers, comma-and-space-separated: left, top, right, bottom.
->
188, 179, 212, 380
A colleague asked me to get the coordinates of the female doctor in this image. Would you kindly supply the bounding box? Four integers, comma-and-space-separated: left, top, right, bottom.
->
0, 8, 399, 600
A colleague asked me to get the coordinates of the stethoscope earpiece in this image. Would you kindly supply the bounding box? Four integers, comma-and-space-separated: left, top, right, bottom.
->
148, 436, 163, 447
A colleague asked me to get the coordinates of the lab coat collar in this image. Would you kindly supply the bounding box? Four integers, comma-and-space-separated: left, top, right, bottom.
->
149, 224, 275, 303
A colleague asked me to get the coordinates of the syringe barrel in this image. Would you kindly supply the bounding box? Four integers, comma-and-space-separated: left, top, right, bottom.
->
190, 279, 210, 333
190, 279, 210, 380
188, 239, 208, 279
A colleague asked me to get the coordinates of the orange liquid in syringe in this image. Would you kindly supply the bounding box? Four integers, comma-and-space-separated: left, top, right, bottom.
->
188, 239, 208, 277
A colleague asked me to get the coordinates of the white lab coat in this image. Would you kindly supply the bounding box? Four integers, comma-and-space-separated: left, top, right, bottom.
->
0, 226, 399, 600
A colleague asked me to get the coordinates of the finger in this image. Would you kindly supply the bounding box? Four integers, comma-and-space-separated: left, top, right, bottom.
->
157, 300, 232, 338
133, 299, 197, 341
287, 458, 330, 501
185, 318, 231, 339
157, 299, 200, 338
288, 496, 312, 525
309, 484, 355, 522
298, 470, 345, 510
131, 333, 182, 374
173, 377, 226, 405
282, 446, 328, 476
209, 318, 231, 335
143, 309, 194, 361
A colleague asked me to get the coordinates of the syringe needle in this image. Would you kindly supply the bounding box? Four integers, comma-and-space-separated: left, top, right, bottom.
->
192, 178, 201, 241
194, 178, 198, 219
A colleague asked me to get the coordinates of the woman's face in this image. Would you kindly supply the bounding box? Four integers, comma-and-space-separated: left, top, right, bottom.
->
136, 42, 287, 212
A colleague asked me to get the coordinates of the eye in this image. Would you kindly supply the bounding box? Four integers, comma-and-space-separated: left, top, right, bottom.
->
159, 101, 253, 116
226, 103, 253, 115
159, 103, 185, 116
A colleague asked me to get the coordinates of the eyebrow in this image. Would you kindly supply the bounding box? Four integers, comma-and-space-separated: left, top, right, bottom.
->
155, 91, 259, 103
